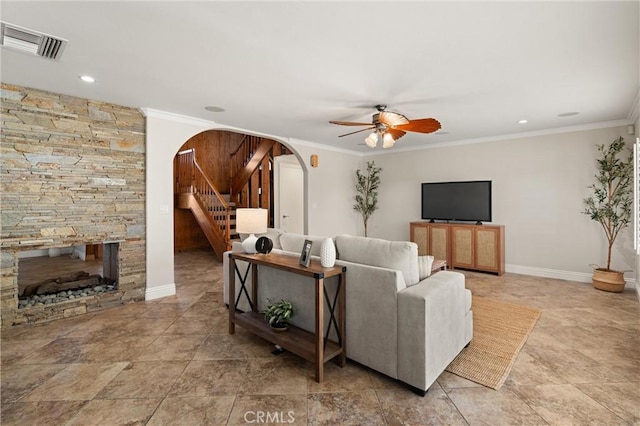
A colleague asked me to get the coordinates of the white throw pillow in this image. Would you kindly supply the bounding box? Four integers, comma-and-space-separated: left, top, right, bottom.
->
417, 255, 434, 280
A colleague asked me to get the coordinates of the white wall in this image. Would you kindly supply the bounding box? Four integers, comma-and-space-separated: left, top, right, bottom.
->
365, 125, 635, 282
143, 110, 360, 299
144, 110, 213, 299
287, 139, 362, 237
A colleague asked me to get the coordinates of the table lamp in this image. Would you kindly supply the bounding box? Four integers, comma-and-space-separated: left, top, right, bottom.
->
236, 208, 268, 254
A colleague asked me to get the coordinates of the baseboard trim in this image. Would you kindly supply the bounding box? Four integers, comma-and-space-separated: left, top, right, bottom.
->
145, 283, 176, 300
505, 264, 637, 290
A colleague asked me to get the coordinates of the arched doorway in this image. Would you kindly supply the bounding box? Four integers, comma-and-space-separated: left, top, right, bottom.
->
143, 109, 308, 301
172, 129, 303, 258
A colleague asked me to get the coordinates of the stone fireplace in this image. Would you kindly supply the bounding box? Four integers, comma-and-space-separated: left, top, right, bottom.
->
1, 84, 147, 327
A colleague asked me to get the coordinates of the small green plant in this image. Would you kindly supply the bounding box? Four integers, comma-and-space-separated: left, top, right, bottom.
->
263, 298, 294, 329
583, 136, 633, 271
354, 161, 382, 237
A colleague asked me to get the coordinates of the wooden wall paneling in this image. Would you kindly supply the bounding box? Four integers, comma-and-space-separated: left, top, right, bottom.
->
250, 170, 260, 208
175, 130, 244, 194
240, 186, 249, 208
174, 208, 210, 251
173, 131, 287, 251
86, 244, 98, 260
260, 157, 270, 210
173, 130, 244, 251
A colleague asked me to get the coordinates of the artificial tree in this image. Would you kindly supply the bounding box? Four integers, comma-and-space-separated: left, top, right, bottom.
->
354, 161, 382, 237
583, 136, 633, 291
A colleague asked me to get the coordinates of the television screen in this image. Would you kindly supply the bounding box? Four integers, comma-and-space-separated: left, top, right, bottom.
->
421, 181, 492, 223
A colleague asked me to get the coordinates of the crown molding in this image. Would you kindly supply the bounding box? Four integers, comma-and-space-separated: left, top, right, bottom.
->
141, 108, 361, 156
287, 137, 361, 156
140, 108, 217, 127
141, 108, 634, 157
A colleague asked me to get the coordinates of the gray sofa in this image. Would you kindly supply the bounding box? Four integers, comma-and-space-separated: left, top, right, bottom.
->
223, 231, 473, 394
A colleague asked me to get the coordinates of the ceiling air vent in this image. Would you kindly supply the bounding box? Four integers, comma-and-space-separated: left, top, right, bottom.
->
1, 22, 67, 60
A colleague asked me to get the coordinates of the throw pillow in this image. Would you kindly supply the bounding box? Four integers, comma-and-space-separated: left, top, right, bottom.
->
418, 255, 434, 280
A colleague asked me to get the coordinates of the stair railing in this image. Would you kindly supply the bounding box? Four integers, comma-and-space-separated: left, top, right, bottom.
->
176, 149, 231, 244
229, 136, 276, 205
176, 148, 195, 194
229, 135, 252, 181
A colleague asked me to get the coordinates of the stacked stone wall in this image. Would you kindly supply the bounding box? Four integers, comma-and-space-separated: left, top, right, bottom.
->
0, 83, 146, 327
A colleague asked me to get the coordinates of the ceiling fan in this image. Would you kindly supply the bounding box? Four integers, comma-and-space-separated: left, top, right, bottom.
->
329, 104, 441, 148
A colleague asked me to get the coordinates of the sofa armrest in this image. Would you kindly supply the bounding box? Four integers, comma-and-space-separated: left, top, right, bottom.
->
336, 259, 406, 380
397, 271, 471, 391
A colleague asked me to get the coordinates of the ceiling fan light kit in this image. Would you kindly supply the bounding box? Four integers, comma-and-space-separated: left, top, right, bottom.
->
365, 132, 378, 148
382, 132, 395, 148
330, 104, 441, 149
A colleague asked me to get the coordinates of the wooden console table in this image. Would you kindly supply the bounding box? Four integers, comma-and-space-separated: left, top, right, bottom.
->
228, 252, 347, 382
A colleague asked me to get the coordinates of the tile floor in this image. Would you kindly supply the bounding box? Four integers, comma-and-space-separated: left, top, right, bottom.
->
1, 249, 639, 425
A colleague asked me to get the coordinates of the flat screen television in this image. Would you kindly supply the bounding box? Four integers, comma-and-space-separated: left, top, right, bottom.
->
421, 180, 492, 223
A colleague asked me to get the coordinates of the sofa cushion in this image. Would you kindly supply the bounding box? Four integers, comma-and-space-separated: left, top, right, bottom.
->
240, 228, 283, 250
279, 233, 327, 256
335, 235, 419, 286
417, 255, 434, 280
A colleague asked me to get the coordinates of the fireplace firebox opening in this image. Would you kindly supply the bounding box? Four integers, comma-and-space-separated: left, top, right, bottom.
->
17, 242, 120, 309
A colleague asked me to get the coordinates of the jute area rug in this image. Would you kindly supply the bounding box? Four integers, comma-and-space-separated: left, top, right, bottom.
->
446, 296, 542, 390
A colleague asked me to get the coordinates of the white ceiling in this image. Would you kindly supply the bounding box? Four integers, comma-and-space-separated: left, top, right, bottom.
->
1, 1, 638, 152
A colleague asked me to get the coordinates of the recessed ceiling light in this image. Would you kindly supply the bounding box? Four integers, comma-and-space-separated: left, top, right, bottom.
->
204, 106, 225, 113
80, 75, 95, 83
518, 119, 528, 124
557, 112, 580, 117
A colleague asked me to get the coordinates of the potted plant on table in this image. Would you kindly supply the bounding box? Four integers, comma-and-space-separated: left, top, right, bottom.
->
583, 136, 633, 292
263, 298, 294, 331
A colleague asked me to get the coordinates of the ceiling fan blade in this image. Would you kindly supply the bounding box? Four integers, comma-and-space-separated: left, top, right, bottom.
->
338, 126, 376, 137
395, 118, 441, 134
387, 129, 406, 141
377, 111, 409, 126
329, 120, 373, 126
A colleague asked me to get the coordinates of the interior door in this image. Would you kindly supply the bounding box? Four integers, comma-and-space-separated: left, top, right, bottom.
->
274, 156, 304, 233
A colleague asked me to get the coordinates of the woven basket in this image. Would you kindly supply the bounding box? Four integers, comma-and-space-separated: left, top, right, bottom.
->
591, 267, 625, 293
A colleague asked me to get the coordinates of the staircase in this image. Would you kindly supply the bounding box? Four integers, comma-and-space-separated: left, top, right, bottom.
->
175, 137, 289, 260
175, 148, 235, 258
